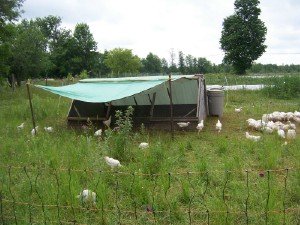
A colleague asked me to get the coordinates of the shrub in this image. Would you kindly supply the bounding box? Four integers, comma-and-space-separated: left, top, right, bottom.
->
79, 70, 88, 79
104, 106, 134, 162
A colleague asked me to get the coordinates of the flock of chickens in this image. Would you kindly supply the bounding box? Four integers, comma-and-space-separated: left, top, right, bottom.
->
246, 110, 299, 142
16, 107, 299, 206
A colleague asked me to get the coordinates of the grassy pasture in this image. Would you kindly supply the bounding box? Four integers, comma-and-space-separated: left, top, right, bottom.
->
0, 74, 299, 224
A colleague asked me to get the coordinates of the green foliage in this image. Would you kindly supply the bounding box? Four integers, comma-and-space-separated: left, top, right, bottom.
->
67, 72, 73, 82
35, 15, 62, 44
10, 20, 49, 82
178, 51, 186, 74
79, 70, 88, 79
104, 48, 141, 75
262, 75, 300, 99
141, 52, 162, 74
104, 106, 134, 161
141, 142, 166, 175
0, 80, 299, 224
0, 0, 24, 23
0, 0, 24, 79
73, 23, 98, 74
220, 0, 267, 74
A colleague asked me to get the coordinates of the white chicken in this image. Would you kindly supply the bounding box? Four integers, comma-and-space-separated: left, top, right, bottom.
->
17, 123, 25, 130
196, 120, 204, 133
294, 111, 300, 118
44, 127, 53, 132
262, 126, 273, 134
177, 122, 190, 128
277, 129, 285, 139
216, 120, 222, 133
77, 189, 96, 205
287, 121, 296, 130
94, 129, 102, 137
103, 116, 112, 128
31, 126, 39, 136
286, 129, 296, 140
139, 142, 149, 149
293, 116, 300, 123
245, 132, 261, 142
262, 114, 269, 123
234, 107, 243, 113
104, 156, 121, 168
247, 118, 264, 130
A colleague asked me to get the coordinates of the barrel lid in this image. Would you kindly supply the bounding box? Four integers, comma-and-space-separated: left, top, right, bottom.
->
207, 88, 224, 92
207, 85, 224, 91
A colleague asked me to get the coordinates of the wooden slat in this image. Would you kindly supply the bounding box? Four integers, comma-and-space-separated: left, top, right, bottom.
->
133, 117, 198, 122
68, 117, 106, 121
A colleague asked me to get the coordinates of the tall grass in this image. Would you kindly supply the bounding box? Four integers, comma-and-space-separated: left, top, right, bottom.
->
0, 76, 299, 224
262, 75, 300, 99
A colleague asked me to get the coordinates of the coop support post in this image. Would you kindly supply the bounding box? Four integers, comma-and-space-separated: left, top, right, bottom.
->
26, 83, 37, 134
168, 74, 174, 139
150, 92, 156, 118
106, 102, 112, 119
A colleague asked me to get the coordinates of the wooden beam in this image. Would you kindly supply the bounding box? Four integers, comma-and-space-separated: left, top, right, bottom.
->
133, 97, 138, 105
147, 94, 152, 105
26, 83, 37, 134
183, 107, 196, 118
168, 74, 174, 139
150, 117, 197, 122
203, 78, 209, 117
106, 102, 112, 119
196, 76, 202, 120
73, 105, 82, 118
68, 117, 106, 121
150, 92, 156, 117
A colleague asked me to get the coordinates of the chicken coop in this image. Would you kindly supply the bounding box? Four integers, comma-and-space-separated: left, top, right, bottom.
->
37, 74, 208, 130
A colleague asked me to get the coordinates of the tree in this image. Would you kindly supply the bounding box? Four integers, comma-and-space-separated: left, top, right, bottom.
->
220, 0, 267, 74
73, 23, 98, 74
178, 51, 186, 74
104, 48, 141, 76
35, 15, 62, 46
0, 0, 24, 24
0, 0, 24, 78
161, 58, 169, 74
48, 29, 77, 77
10, 20, 49, 83
197, 57, 212, 74
185, 54, 195, 74
168, 48, 177, 73
92, 51, 111, 77
141, 52, 162, 74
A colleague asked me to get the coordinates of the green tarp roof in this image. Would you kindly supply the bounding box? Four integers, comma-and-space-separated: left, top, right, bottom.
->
36, 75, 195, 103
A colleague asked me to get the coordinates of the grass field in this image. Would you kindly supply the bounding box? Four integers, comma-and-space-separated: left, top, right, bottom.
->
0, 74, 299, 224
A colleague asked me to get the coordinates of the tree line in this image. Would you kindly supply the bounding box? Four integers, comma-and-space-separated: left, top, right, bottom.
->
0, 0, 299, 86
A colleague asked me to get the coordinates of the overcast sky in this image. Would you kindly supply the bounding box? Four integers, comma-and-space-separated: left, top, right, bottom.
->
21, 0, 300, 65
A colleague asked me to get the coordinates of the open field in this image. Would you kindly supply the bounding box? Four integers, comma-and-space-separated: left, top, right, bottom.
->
0, 74, 299, 224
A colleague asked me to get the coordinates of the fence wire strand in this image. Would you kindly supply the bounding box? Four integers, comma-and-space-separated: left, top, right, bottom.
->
1, 165, 299, 224
283, 168, 288, 225
24, 166, 33, 225
8, 166, 18, 225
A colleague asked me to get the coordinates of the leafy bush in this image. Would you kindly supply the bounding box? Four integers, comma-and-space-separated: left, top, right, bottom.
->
104, 106, 134, 161
262, 75, 300, 99
79, 70, 88, 79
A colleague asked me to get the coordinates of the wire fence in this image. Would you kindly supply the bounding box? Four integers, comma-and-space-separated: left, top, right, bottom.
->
0, 165, 299, 225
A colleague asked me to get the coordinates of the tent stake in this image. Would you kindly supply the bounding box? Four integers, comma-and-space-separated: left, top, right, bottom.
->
26, 83, 37, 134
168, 74, 174, 139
